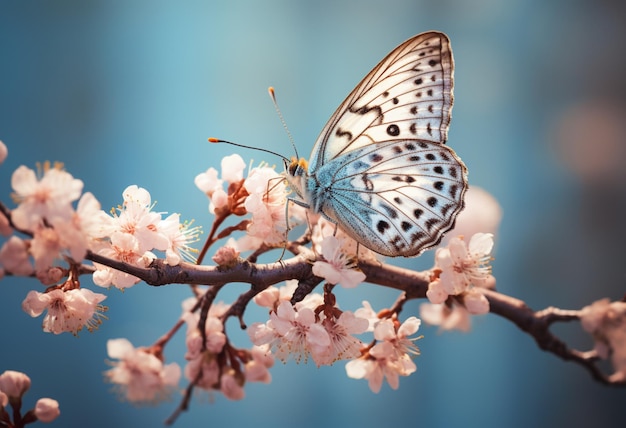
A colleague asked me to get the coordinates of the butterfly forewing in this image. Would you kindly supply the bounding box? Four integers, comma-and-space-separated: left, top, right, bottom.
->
309, 31, 454, 171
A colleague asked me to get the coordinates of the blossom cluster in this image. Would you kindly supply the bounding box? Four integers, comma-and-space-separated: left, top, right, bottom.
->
195, 153, 303, 253
0, 369, 60, 425
180, 298, 273, 400
247, 281, 423, 392
0, 143, 198, 335
420, 233, 496, 332
104, 338, 181, 404
580, 299, 626, 382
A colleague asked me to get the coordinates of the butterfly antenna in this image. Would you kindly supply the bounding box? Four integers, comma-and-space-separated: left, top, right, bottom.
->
268, 87, 299, 159
208, 138, 290, 163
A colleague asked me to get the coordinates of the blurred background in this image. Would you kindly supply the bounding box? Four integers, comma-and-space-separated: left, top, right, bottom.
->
1, 0, 626, 427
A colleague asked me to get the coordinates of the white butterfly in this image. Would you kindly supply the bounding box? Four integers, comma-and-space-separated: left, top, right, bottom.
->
286, 31, 468, 257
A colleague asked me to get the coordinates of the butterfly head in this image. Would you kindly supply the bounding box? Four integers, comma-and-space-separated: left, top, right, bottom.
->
287, 157, 307, 175
284, 157, 309, 199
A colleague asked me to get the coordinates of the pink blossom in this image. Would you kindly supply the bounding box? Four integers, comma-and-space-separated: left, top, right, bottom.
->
74, 192, 114, 244
159, 213, 200, 266
425, 279, 448, 304
184, 316, 226, 360
0, 236, 34, 276
212, 245, 240, 267
435, 232, 494, 296
30, 226, 63, 274
581, 299, 626, 381
220, 370, 245, 400
34, 398, 60, 422
311, 217, 378, 263
0, 370, 31, 398
313, 311, 368, 367
244, 345, 274, 383
11, 165, 83, 230
244, 166, 289, 246
345, 317, 421, 392
312, 236, 366, 288
253, 280, 297, 309
115, 185, 169, 253
251, 301, 330, 364
195, 166, 228, 214
194, 166, 222, 195
22, 288, 107, 335
105, 338, 181, 404
420, 302, 472, 332
374, 317, 421, 360
184, 352, 220, 389
345, 341, 415, 393
221, 154, 246, 184
463, 290, 490, 314
354, 301, 380, 332
0, 140, 7, 164
92, 232, 154, 288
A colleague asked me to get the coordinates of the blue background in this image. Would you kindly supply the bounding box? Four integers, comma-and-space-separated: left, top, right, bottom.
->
2, 1, 626, 427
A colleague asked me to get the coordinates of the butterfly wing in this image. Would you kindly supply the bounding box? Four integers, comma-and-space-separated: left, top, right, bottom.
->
308, 31, 454, 172
307, 139, 467, 257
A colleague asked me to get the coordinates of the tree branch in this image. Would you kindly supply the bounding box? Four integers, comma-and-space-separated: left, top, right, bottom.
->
85, 248, 624, 386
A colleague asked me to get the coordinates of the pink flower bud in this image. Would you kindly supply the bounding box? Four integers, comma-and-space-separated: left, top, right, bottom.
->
0, 370, 31, 398
34, 398, 60, 422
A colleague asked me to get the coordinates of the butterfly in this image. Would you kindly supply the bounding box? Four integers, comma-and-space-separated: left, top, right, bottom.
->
286, 31, 468, 257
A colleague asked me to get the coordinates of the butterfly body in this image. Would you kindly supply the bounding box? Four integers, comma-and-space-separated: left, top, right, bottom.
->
287, 31, 467, 257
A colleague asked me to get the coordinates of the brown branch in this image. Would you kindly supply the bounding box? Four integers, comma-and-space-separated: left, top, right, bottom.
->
84, 248, 625, 386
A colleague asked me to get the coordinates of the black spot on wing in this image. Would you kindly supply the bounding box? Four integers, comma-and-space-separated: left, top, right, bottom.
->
377, 220, 390, 234
335, 127, 353, 141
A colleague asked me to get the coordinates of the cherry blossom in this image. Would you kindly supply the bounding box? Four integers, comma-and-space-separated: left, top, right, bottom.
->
253, 280, 298, 309
420, 301, 472, 332
221, 154, 247, 184
311, 217, 378, 263
195, 166, 226, 214
0, 140, 7, 164
22, 288, 107, 335
312, 236, 366, 288
195, 154, 246, 215
220, 370, 245, 400
114, 185, 170, 253
580, 299, 626, 381
11, 164, 83, 231
212, 245, 240, 266
345, 317, 421, 393
244, 345, 274, 384
92, 231, 154, 288
243, 166, 289, 246
354, 300, 381, 332
0, 235, 34, 276
249, 301, 330, 364
158, 213, 200, 266
313, 310, 368, 367
34, 398, 61, 422
436, 233, 494, 295
0, 370, 31, 399
105, 338, 181, 404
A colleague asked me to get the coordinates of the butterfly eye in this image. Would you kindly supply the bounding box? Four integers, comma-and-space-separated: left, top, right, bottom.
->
287, 158, 299, 176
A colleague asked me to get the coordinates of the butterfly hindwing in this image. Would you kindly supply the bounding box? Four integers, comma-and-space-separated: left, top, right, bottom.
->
309, 139, 466, 256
